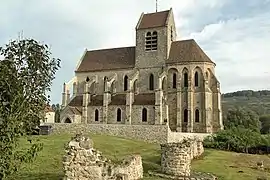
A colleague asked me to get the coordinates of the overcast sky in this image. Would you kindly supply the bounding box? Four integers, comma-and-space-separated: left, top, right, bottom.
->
1, 0, 269, 104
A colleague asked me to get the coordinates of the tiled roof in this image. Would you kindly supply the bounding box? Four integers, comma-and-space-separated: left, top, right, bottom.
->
68, 95, 83, 107
167, 39, 215, 64
69, 107, 82, 115
88, 95, 103, 106
133, 93, 155, 105
137, 10, 170, 30
76, 47, 135, 72
110, 94, 126, 105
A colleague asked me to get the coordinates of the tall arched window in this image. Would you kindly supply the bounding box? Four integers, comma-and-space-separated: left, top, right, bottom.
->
194, 72, 199, 87
184, 109, 188, 122
173, 73, 177, 89
124, 75, 128, 91
95, 109, 99, 122
133, 80, 137, 93
184, 73, 188, 87
117, 108, 121, 122
195, 109, 200, 122
142, 108, 147, 122
149, 74, 154, 90
104, 76, 108, 91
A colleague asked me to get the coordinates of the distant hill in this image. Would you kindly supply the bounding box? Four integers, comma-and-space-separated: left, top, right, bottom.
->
222, 90, 270, 115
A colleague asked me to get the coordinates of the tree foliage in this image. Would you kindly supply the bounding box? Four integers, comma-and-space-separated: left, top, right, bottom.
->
223, 107, 260, 132
260, 115, 270, 134
204, 127, 270, 154
0, 38, 60, 179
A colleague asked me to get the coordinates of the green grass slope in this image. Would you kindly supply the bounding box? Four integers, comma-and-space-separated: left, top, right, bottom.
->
9, 134, 270, 180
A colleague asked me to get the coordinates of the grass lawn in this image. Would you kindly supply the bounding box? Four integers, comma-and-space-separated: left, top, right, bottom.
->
8, 133, 270, 180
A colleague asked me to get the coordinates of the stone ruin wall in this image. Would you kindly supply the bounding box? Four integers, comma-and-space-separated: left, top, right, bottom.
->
160, 138, 204, 177
62, 134, 143, 180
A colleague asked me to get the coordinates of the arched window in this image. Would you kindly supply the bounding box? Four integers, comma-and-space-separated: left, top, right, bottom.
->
194, 72, 199, 87
124, 75, 128, 91
184, 109, 188, 122
172, 73, 177, 89
184, 73, 188, 87
195, 109, 200, 122
149, 74, 154, 90
104, 76, 108, 91
142, 108, 147, 122
133, 80, 137, 93
65, 118, 71, 123
95, 109, 99, 122
117, 108, 121, 122
86, 76, 90, 82
145, 31, 158, 51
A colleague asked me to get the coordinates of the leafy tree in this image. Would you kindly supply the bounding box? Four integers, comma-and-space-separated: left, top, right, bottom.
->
204, 127, 269, 153
0, 38, 60, 179
223, 107, 260, 132
52, 103, 61, 123
260, 115, 270, 134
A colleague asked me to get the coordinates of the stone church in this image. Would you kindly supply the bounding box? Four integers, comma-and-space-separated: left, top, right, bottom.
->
60, 8, 223, 133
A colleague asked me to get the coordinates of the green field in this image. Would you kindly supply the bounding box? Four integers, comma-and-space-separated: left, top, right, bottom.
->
8, 133, 270, 180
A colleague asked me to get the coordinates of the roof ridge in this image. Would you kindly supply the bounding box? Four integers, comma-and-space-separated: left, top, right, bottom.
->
144, 9, 170, 15
86, 46, 135, 52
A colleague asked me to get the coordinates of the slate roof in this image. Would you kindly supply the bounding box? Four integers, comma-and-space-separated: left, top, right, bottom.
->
137, 10, 170, 30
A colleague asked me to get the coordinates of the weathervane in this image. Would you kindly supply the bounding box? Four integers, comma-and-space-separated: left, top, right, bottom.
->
156, 0, 158, 12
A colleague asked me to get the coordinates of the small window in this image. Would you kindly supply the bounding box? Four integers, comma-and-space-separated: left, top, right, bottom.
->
86, 76, 90, 82
117, 108, 121, 122
149, 74, 154, 90
172, 73, 177, 89
142, 108, 147, 122
195, 109, 200, 122
184, 73, 188, 87
95, 109, 99, 122
124, 75, 128, 91
195, 72, 199, 87
184, 109, 188, 122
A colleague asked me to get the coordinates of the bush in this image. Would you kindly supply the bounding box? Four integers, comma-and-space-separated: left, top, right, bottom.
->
204, 127, 270, 154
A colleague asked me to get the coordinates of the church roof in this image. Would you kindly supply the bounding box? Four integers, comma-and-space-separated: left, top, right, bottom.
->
167, 39, 215, 65
136, 10, 170, 30
68, 95, 83, 107
110, 94, 126, 105
76, 47, 135, 72
75, 39, 214, 73
133, 93, 155, 105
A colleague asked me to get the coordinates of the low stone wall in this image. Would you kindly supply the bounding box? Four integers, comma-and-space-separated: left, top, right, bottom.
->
49, 123, 168, 144
63, 134, 143, 180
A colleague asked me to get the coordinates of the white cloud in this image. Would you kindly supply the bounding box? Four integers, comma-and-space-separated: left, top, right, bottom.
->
0, 0, 269, 103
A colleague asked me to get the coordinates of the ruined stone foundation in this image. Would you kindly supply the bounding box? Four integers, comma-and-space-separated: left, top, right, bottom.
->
62, 134, 143, 180
161, 142, 192, 177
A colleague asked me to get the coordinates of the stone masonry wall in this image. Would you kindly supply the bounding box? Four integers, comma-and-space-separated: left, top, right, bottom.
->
49, 123, 168, 144
160, 138, 205, 177
63, 134, 143, 180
